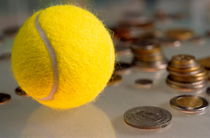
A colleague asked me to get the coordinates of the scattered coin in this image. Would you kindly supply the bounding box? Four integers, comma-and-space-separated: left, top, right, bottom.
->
135, 79, 153, 88
15, 87, 28, 97
124, 106, 172, 129
158, 38, 181, 47
0, 52, 11, 60
3, 26, 19, 37
0, 93, 11, 104
108, 74, 122, 86
165, 28, 194, 40
115, 62, 132, 75
170, 95, 208, 114
189, 36, 206, 44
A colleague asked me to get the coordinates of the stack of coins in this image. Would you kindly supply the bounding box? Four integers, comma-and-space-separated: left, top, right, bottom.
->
166, 54, 208, 91
131, 40, 167, 71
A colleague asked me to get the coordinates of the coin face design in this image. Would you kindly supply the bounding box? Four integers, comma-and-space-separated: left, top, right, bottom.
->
124, 106, 172, 129
170, 95, 209, 113
0, 93, 11, 104
135, 79, 153, 88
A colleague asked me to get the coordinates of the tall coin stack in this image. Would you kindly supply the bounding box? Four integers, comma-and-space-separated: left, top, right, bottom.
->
166, 54, 208, 92
131, 40, 167, 71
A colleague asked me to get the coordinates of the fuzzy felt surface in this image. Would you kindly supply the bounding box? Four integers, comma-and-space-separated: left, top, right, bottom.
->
12, 5, 115, 109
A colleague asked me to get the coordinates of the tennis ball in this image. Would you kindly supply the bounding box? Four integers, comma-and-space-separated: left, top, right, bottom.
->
11, 5, 115, 109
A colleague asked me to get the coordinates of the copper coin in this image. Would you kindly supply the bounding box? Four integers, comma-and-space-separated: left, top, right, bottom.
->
0, 93, 11, 104
189, 36, 206, 44
15, 87, 28, 97
115, 62, 132, 75
165, 28, 194, 40
0, 52, 11, 60
135, 79, 153, 88
108, 74, 122, 86
124, 106, 172, 129
170, 95, 208, 113
3, 26, 19, 37
198, 56, 210, 70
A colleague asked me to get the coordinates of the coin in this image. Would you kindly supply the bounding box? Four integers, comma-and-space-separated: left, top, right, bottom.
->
135, 79, 153, 88
108, 74, 122, 86
124, 106, 172, 129
0, 93, 11, 104
115, 62, 132, 75
165, 29, 194, 40
170, 95, 208, 113
198, 56, 210, 70
166, 76, 207, 91
206, 87, 210, 95
158, 38, 181, 47
0, 52, 11, 60
3, 26, 19, 37
15, 87, 28, 97
189, 36, 206, 44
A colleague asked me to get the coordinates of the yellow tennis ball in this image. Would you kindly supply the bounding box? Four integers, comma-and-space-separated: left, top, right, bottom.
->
11, 5, 115, 109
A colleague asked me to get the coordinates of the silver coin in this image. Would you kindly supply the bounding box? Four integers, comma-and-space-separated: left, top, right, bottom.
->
170, 95, 209, 113
124, 106, 172, 129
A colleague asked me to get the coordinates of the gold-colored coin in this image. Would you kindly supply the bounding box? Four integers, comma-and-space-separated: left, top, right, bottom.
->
166, 76, 207, 91
198, 56, 210, 70
108, 74, 122, 86
170, 95, 208, 113
165, 29, 194, 40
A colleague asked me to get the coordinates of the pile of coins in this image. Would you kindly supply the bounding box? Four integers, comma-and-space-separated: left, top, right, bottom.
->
166, 54, 208, 91
131, 40, 167, 71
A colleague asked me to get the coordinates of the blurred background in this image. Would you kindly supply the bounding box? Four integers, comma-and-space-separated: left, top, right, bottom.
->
1, 0, 210, 31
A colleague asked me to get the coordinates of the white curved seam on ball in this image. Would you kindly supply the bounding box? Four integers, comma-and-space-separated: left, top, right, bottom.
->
35, 14, 59, 101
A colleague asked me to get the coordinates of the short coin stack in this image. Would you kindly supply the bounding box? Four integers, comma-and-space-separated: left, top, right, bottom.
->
131, 40, 167, 71
166, 54, 208, 91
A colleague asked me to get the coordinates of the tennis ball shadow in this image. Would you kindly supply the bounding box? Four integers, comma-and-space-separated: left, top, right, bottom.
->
21, 104, 116, 138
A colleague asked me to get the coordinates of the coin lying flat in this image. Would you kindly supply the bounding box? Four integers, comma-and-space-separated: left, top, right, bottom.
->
124, 106, 172, 129
0, 52, 11, 60
15, 87, 28, 97
108, 74, 122, 86
165, 29, 194, 40
0, 93, 11, 104
115, 62, 132, 75
3, 26, 19, 37
135, 79, 153, 88
170, 95, 208, 113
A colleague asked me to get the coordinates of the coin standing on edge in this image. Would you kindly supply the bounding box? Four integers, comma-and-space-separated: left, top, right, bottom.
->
135, 78, 153, 88
124, 106, 172, 129
0, 93, 11, 104
170, 95, 209, 114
